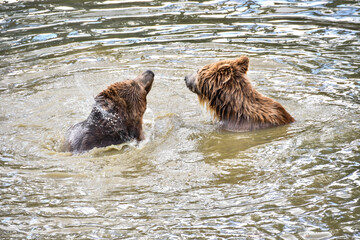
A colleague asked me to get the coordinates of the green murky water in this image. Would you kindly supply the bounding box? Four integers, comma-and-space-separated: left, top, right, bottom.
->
0, 1, 359, 239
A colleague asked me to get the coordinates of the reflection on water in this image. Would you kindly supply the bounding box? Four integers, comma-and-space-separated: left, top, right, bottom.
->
0, 0, 359, 239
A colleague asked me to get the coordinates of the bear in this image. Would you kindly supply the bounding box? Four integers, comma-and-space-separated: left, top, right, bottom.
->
64, 70, 154, 153
184, 56, 295, 131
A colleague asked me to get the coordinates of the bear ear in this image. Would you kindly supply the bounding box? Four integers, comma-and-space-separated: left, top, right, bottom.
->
136, 70, 155, 93
217, 63, 233, 84
217, 63, 233, 77
217, 63, 232, 72
234, 56, 249, 73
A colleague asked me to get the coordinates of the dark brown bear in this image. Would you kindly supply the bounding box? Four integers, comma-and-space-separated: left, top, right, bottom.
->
184, 56, 295, 131
65, 70, 154, 153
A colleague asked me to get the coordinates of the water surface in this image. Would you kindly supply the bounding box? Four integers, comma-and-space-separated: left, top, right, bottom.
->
0, 0, 359, 239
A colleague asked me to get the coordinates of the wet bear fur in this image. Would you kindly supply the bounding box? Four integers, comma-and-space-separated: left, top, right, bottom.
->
185, 56, 295, 131
65, 70, 154, 153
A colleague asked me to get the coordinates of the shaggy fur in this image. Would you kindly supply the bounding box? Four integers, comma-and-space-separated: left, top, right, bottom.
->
65, 70, 154, 153
185, 56, 295, 131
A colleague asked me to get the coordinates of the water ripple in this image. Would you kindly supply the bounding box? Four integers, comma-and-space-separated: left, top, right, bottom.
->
0, 0, 359, 239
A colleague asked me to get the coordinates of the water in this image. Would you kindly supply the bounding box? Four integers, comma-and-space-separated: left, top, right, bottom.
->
0, 0, 359, 239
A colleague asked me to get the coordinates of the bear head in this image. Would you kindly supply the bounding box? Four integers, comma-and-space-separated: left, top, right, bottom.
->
65, 70, 154, 153
184, 56, 295, 131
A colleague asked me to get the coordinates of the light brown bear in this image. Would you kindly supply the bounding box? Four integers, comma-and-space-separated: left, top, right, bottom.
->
65, 70, 154, 153
184, 56, 295, 131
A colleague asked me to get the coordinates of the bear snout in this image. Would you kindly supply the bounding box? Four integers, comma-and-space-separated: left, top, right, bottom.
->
185, 72, 197, 94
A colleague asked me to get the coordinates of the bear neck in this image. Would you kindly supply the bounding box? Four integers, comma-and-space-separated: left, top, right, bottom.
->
214, 76, 294, 130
